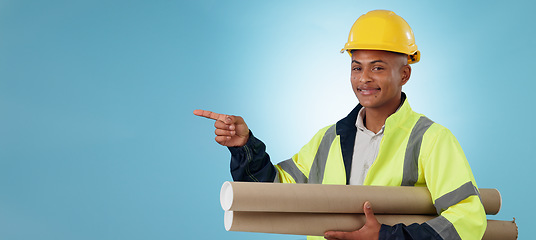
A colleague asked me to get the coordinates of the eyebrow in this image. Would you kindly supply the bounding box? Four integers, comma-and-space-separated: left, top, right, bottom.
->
352, 60, 386, 64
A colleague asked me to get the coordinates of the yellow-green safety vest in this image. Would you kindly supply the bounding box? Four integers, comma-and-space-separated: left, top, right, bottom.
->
274, 98, 486, 240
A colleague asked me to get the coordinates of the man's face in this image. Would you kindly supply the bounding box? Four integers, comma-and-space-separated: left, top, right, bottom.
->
350, 50, 411, 111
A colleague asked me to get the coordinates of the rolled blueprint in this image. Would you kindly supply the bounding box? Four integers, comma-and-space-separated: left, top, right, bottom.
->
224, 211, 518, 240
483, 220, 519, 240
220, 181, 501, 215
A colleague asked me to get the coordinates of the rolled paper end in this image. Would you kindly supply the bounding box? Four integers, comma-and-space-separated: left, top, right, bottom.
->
220, 181, 234, 211
224, 211, 233, 231
480, 188, 502, 215
497, 189, 502, 214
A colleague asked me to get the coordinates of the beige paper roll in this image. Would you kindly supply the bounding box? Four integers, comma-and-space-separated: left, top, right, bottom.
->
481, 188, 502, 215
483, 220, 518, 240
220, 181, 501, 215
225, 211, 517, 239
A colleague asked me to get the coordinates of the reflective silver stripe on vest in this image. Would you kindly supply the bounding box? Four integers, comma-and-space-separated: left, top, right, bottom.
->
426, 216, 462, 240
273, 171, 281, 183
278, 158, 308, 183
308, 125, 337, 184
434, 181, 479, 214
401, 116, 434, 186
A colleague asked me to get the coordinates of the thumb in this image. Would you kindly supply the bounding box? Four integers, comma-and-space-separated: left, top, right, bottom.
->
324, 230, 350, 240
222, 115, 233, 124
363, 201, 375, 221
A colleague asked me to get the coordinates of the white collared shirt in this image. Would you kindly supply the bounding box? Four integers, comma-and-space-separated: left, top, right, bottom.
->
349, 108, 385, 185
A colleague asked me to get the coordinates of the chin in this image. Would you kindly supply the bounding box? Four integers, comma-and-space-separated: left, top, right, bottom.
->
359, 103, 376, 108
355, 97, 377, 108
356, 100, 374, 108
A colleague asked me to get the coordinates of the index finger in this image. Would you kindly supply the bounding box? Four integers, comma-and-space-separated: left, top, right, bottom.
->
193, 109, 229, 122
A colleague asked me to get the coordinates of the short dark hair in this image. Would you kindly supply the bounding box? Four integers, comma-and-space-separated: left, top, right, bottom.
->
350, 49, 407, 58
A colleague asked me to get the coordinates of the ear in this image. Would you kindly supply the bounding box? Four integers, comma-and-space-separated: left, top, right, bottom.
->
400, 65, 411, 86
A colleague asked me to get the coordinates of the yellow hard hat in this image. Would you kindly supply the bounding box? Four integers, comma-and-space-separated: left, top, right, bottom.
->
341, 10, 420, 64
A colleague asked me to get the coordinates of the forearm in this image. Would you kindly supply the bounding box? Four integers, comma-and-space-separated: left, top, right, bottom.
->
228, 131, 277, 182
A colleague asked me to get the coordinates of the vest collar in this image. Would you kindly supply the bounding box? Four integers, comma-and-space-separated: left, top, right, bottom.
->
384, 93, 413, 135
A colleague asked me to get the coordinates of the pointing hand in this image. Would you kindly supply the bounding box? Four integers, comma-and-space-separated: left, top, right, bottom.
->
193, 109, 250, 147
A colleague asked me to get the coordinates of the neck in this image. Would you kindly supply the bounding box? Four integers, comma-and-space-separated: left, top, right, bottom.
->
364, 98, 403, 134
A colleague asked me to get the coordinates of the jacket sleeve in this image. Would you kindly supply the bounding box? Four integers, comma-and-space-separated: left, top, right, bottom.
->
273, 125, 334, 183
379, 223, 442, 239
228, 131, 277, 182
379, 127, 487, 240
228, 124, 332, 183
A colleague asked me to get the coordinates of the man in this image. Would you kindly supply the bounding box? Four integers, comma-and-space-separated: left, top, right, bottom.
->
194, 10, 486, 240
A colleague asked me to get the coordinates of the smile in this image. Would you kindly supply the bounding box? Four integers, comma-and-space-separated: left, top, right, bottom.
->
358, 87, 380, 95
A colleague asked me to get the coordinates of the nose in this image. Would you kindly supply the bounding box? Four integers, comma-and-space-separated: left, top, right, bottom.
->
359, 70, 372, 83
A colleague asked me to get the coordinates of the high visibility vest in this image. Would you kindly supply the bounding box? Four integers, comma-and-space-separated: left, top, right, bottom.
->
274, 99, 486, 240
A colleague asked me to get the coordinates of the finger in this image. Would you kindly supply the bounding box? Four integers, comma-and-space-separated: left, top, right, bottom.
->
193, 109, 229, 122
215, 120, 235, 130
215, 128, 235, 136
215, 135, 232, 146
193, 109, 220, 120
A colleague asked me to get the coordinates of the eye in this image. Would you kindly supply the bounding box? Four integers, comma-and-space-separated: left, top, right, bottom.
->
372, 66, 384, 71
352, 66, 362, 71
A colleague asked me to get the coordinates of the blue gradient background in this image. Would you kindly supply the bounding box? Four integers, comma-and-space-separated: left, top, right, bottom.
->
0, 1, 534, 239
